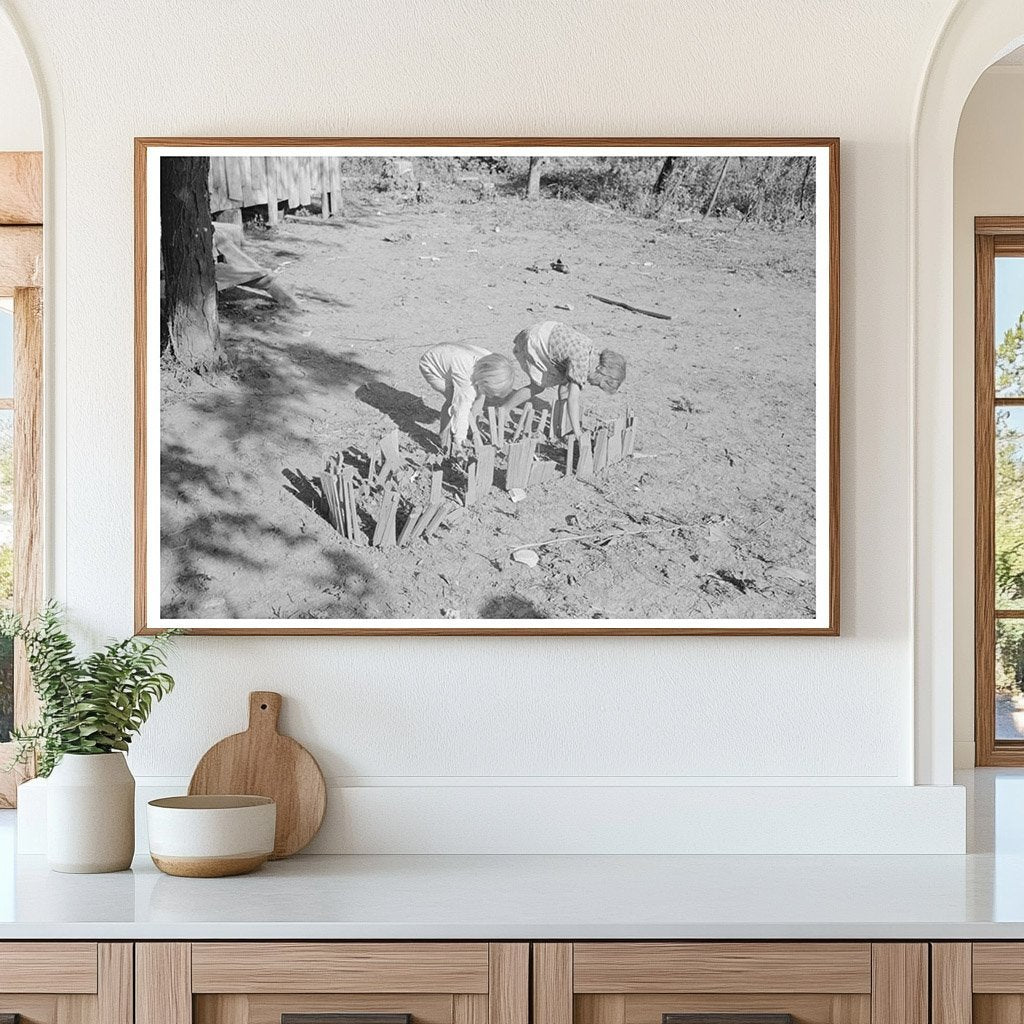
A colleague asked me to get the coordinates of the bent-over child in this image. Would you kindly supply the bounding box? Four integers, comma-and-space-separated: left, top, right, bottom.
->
503, 321, 626, 438
419, 342, 516, 448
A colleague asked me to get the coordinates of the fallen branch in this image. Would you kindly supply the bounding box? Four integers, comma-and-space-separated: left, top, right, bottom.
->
512, 521, 684, 553
587, 293, 672, 320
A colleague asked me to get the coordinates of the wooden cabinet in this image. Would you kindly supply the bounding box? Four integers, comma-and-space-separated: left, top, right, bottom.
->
0, 937, 962, 1024
532, 944, 928, 1024
136, 944, 528, 1024
932, 943, 1024, 1024
0, 943, 132, 1024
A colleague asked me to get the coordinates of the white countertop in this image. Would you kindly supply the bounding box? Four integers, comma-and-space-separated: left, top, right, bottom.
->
0, 849, 1021, 940
1, 769, 1022, 941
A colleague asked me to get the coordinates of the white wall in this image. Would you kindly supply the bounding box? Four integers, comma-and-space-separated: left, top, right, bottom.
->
952, 66, 1024, 767
2, 0, 972, 851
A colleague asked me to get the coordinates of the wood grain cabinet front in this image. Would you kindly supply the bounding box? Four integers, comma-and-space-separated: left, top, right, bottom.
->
532, 944, 929, 1024
933, 943, 1024, 1024
0, 943, 132, 1024
136, 944, 529, 1024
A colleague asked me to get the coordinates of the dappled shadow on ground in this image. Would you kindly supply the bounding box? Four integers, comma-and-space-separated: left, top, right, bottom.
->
159, 291, 390, 619
282, 467, 329, 523
162, 448, 385, 620
479, 594, 548, 619
355, 381, 440, 454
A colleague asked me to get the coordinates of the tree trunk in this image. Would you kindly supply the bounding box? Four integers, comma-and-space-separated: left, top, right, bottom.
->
160, 156, 223, 370
653, 157, 677, 195
797, 156, 812, 211
702, 156, 732, 220
526, 156, 545, 201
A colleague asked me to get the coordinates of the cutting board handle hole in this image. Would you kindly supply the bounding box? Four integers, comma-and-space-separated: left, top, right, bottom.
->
260, 703, 268, 710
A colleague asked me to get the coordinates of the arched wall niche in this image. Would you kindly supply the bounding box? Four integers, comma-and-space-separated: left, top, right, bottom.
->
914, 1, 1024, 784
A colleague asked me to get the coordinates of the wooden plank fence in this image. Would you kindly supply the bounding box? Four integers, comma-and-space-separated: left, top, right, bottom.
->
208, 155, 345, 222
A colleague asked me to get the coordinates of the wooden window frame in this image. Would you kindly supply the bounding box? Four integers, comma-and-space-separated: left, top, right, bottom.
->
0, 151, 43, 806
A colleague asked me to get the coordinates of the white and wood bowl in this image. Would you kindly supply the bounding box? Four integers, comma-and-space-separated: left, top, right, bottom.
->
147, 795, 276, 877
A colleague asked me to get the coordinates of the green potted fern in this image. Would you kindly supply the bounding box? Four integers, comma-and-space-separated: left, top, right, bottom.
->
2, 603, 178, 873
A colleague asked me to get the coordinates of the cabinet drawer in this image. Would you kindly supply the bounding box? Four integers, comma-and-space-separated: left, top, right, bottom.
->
140, 943, 528, 1024
533, 944, 925, 1024
572, 944, 872, 994
0, 942, 99, 993
191, 943, 491, 994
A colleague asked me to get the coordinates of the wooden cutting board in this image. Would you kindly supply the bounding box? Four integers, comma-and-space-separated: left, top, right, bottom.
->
188, 691, 326, 859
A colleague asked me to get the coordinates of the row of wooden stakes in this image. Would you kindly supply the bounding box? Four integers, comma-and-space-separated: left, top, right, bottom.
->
477, 397, 572, 452
465, 409, 639, 502
320, 458, 452, 549
317, 409, 638, 544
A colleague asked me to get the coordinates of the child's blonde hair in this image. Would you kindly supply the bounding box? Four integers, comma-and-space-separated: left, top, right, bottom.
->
596, 349, 627, 393
472, 352, 516, 398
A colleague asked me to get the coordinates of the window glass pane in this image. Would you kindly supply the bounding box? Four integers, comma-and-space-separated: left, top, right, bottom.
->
0, 409, 12, 742
998, 620, 1024, 740
997, 256, 1024, 396
0, 306, 12, 399
997, 407, 1024, 609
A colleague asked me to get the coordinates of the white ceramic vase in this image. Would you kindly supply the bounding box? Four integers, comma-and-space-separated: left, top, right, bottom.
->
46, 752, 135, 873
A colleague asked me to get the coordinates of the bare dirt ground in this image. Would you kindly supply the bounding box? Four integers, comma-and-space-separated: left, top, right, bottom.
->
160, 183, 817, 622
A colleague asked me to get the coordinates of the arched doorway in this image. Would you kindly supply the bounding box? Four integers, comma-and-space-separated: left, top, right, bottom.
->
914, 1, 1024, 785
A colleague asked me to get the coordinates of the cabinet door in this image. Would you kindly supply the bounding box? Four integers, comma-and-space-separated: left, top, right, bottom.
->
137, 943, 528, 1024
941, 943, 1024, 1024
0, 943, 131, 1024
533, 944, 927, 1024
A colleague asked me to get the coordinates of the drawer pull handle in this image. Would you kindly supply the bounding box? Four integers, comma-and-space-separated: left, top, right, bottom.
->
283, 1015, 411, 1024
664, 1016, 795, 1024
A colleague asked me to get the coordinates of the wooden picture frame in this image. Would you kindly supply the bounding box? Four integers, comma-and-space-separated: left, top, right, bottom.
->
135, 137, 839, 636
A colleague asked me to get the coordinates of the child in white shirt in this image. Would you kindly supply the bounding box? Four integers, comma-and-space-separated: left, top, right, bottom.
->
419, 343, 516, 448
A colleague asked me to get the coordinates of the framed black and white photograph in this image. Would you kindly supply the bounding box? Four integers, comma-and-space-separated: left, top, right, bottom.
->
135, 138, 839, 635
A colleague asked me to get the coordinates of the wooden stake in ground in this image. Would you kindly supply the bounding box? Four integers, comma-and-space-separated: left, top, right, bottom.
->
593, 427, 609, 474
319, 467, 341, 534
576, 430, 594, 480
465, 459, 478, 507
487, 406, 499, 446
371, 488, 399, 547
623, 410, 637, 457
607, 418, 624, 464
505, 437, 538, 490
430, 465, 444, 505
535, 407, 550, 439
404, 504, 436, 544
342, 468, 360, 542
422, 502, 450, 539
477, 445, 496, 492
511, 401, 534, 442
397, 504, 421, 546
564, 436, 575, 477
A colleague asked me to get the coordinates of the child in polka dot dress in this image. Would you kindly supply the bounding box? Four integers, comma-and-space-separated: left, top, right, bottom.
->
503, 321, 626, 438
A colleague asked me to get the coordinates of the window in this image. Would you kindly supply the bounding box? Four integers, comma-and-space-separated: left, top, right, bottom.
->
0, 151, 43, 806
975, 219, 1024, 764
0, 289, 42, 806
